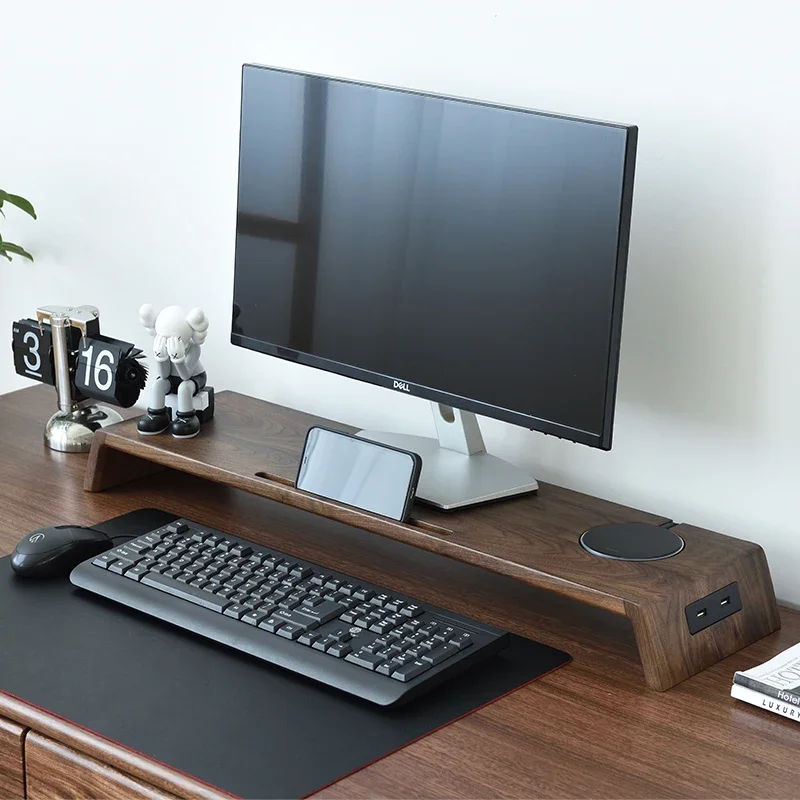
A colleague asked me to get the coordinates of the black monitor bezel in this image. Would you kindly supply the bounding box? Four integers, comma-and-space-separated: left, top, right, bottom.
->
230, 63, 638, 450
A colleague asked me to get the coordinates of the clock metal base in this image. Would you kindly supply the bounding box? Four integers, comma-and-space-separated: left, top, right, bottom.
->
44, 404, 124, 453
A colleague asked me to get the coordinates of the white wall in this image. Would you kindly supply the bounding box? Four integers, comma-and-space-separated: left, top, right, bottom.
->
2, 1, 798, 602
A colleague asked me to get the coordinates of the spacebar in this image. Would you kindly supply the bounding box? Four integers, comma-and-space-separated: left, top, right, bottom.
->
140, 573, 230, 612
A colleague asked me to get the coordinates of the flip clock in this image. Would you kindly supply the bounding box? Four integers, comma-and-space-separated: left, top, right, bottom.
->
11, 305, 147, 452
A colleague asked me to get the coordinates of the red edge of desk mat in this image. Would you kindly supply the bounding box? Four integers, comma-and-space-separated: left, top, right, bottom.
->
0, 689, 241, 800
302, 655, 572, 799
1, 656, 571, 800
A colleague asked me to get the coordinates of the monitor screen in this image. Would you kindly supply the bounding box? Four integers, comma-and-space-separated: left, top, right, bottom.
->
231, 65, 637, 448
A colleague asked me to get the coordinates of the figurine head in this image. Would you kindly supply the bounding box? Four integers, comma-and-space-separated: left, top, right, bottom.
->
139, 305, 209, 346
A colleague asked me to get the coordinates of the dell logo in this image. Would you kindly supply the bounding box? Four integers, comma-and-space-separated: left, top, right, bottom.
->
393, 380, 411, 393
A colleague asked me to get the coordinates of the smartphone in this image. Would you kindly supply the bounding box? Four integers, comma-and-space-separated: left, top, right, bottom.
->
296, 427, 422, 522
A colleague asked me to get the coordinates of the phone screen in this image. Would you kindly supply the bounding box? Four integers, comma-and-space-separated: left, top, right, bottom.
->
296, 428, 420, 521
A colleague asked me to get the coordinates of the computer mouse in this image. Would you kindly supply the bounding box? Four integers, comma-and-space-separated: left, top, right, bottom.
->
11, 525, 111, 578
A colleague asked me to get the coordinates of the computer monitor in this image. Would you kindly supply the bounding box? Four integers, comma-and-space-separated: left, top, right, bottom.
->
231, 64, 638, 509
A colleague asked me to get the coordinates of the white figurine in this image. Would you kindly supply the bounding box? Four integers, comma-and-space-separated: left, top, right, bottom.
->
137, 304, 211, 439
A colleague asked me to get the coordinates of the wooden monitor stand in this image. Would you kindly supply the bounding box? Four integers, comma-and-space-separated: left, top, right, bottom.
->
85, 391, 780, 691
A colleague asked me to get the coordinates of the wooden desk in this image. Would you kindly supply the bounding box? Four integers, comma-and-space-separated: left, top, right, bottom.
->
1, 385, 799, 799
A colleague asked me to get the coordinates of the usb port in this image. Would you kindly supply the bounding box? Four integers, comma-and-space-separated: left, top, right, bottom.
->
685, 582, 742, 634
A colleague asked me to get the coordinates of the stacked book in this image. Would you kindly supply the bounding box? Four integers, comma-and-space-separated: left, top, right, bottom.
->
732, 642, 800, 721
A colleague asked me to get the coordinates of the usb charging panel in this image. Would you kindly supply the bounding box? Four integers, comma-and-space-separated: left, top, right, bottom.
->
685, 582, 742, 635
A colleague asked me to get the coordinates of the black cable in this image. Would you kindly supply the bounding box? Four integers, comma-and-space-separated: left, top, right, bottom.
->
86, 528, 137, 544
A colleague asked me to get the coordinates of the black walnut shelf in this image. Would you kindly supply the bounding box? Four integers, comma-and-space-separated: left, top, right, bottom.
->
84, 390, 780, 691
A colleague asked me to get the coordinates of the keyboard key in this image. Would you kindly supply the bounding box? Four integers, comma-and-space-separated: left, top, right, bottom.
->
339, 582, 359, 596
434, 626, 458, 642
273, 608, 319, 631
327, 642, 352, 658
391, 660, 432, 682
418, 620, 440, 636
422, 644, 458, 665
384, 598, 404, 612
400, 604, 423, 618
126, 540, 151, 554
298, 631, 320, 646
92, 553, 116, 569
327, 627, 352, 642
196, 567, 218, 581
191, 531, 210, 543
140, 532, 162, 546
141, 572, 232, 612
345, 650, 386, 671
370, 593, 391, 607
231, 544, 252, 557
166, 522, 189, 534
291, 565, 312, 578
108, 558, 135, 575
404, 644, 428, 659
449, 632, 474, 650
111, 546, 142, 562
375, 645, 403, 661
340, 610, 358, 624
383, 613, 405, 630
295, 600, 346, 626
277, 623, 303, 640
124, 564, 149, 581
258, 616, 285, 633
189, 577, 209, 589
370, 620, 395, 634
310, 573, 330, 586
223, 604, 248, 620
352, 588, 375, 601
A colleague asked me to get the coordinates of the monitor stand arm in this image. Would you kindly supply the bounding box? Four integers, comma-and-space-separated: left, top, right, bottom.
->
357, 403, 538, 511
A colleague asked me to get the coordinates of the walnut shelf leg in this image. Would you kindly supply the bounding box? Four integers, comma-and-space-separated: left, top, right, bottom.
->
627, 543, 781, 691
85, 432, 165, 493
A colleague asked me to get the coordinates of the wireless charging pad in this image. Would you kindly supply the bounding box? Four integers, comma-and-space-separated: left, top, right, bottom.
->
579, 522, 685, 561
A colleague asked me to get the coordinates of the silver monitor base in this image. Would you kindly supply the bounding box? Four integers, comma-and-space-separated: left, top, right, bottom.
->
358, 404, 538, 511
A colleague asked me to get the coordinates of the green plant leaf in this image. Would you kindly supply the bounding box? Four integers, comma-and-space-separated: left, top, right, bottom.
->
0, 241, 34, 261
0, 193, 36, 219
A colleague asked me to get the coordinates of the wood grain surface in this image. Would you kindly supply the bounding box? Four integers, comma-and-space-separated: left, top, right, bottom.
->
84, 390, 780, 690
1, 385, 798, 799
25, 732, 178, 800
0, 716, 26, 800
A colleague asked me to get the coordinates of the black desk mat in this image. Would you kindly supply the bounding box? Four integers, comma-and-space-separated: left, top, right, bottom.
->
0, 515, 570, 798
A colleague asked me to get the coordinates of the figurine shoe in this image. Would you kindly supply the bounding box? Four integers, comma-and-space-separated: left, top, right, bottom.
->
137, 408, 171, 435
171, 410, 201, 439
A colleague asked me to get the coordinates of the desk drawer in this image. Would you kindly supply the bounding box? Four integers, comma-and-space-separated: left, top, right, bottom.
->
0, 716, 25, 800
25, 732, 178, 800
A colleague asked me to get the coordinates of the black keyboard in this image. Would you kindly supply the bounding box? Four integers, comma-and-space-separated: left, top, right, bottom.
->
70, 518, 510, 706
